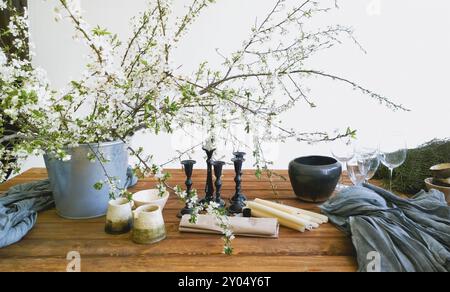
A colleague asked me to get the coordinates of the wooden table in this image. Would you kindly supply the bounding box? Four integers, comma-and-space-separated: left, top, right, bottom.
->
0, 168, 358, 272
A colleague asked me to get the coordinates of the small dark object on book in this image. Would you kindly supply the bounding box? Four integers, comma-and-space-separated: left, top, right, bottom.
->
243, 208, 252, 218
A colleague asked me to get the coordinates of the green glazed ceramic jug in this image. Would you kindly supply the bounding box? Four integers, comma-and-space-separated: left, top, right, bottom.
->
132, 204, 166, 244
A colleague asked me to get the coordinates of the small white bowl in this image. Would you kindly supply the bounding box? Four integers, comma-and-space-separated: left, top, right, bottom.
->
132, 189, 170, 210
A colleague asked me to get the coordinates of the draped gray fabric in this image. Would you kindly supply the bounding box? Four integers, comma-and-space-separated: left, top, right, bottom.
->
320, 184, 450, 272
0, 180, 54, 248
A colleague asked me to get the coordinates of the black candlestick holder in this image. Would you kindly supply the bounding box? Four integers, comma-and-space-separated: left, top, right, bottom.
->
177, 160, 196, 218
212, 161, 226, 208
228, 156, 247, 214
200, 147, 215, 204
233, 151, 246, 159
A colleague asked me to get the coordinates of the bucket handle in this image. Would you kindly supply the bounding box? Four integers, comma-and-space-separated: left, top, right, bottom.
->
124, 166, 138, 189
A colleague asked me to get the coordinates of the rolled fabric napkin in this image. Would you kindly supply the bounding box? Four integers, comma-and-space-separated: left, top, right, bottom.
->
179, 215, 279, 238
0, 180, 54, 248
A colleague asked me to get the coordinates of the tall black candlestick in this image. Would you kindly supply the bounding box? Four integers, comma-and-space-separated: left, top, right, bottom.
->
177, 160, 196, 218
212, 161, 226, 207
232, 152, 246, 180
228, 156, 247, 214
233, 151, 246, 159
232, 152, 246, 179
200, 147, 215, 204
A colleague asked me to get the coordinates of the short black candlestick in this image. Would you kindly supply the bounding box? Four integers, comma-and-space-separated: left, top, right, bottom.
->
228, 157, 247, 214
212, 161, 226, 208
200, 147, 215, 204
177, 160, 196, 218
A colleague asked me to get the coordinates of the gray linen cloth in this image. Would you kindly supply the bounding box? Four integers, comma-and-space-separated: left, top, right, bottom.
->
0, 180, 54, 248
320, 183, 450, 272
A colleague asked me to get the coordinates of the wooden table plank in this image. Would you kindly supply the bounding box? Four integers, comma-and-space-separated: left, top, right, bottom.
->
0, 237, 355, 258
0, 255, 357, 272
0, 168, 358, 272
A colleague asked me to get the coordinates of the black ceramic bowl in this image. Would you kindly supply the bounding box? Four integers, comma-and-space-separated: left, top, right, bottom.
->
288, 156, 342, 203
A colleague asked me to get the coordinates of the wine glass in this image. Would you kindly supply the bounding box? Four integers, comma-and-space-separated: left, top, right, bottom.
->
356, 148, 380, 183
347, 158, 366, 186
331, 139, 355, 190
379, 134, 407, 191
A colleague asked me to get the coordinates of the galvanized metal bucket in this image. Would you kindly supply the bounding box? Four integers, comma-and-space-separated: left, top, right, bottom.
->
44, 141, 130, 219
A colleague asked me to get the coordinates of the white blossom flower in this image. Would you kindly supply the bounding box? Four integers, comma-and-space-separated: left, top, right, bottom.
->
155, 170, 165, 179
0, 0, 7, 11
206, 201, 220, 214
224, 229, 233, 238
0, 49, 6, 65
62, 155, 72, 162
7, 21, 19, 37
190, 195, 198, 203
178, 191, 187, 199
3, 109, 19, 120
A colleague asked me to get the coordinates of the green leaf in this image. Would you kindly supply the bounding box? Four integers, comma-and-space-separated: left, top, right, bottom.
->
346, 127, 357, 139
63, 95, 74, 102
224, 246, 233, 256
255, 168, 262, 180
93, 182, 104, 190
92, 26, 111, 36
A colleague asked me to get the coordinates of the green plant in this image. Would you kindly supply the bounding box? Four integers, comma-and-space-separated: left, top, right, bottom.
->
375, 139, 450, 194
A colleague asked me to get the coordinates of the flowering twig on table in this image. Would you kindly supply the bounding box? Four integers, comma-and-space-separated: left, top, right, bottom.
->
175, 186, 234, 255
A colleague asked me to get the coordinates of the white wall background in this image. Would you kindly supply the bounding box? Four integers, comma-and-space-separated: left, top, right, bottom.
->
22, 0, 450, 170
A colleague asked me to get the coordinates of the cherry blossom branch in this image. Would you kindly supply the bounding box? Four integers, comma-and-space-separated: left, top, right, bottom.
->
58, 0, 104, 65
196, 69, 408, 111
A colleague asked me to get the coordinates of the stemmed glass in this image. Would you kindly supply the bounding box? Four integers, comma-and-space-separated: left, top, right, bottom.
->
331, 139, 355, 190
347, 158, 366, 186
348, 153, 381, 187
379, 133, 407, 191
356, 147, 380, 183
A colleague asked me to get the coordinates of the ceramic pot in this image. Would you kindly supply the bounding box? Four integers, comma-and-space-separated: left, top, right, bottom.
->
425, 178, 450, 204
430, 163, 450, 179
132, 204, 166, 244
289, 156, 342, 203
44, 141, 134, 219
105, 198, 134, 235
